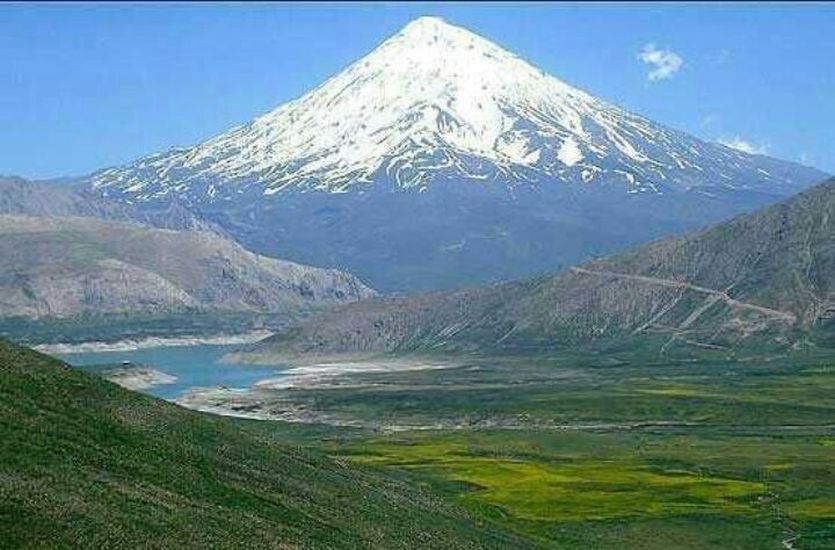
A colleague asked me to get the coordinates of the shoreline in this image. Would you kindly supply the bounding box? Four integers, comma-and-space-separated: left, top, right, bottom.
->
252, 359, 454, 390
176, 359, 461, 423
34, 330, 273, 355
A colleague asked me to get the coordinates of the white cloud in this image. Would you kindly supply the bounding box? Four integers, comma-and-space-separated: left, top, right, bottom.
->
718, 136, 769, 156
637, 44, 683, 81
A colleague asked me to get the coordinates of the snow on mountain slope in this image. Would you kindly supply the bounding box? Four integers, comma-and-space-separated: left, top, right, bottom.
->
89, 17, 822, 203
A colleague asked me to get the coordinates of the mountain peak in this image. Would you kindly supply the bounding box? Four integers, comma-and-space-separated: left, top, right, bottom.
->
379, 15, 556, 89
393, 16, 487, 47
399, 16, 452, 33
91, 18, 824, 201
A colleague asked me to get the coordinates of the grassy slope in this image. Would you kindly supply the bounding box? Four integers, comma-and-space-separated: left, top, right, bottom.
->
0, 340, 528, 549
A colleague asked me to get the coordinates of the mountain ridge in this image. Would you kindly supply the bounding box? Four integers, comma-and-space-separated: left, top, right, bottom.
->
0, 175, 217, 233
237, 177, 835, 362
0, 214, 374, 322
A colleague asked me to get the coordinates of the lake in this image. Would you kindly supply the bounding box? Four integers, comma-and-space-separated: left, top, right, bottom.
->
58, 344, 286, 400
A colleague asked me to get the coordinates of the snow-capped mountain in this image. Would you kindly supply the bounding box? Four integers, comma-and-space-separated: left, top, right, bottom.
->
90, 17, 816, 201
86, 17, 826, 292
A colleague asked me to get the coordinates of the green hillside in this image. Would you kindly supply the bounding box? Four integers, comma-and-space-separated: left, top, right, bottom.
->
0, 339, 527, 548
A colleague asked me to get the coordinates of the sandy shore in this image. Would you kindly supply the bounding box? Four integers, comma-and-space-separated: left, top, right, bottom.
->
176, 358, 458, 424
35, 330, 273, 355
102, 366, 178, 391
252, 359, 454, 390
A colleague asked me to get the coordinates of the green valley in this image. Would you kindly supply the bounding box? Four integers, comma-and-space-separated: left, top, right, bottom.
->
172, 347, 835, 548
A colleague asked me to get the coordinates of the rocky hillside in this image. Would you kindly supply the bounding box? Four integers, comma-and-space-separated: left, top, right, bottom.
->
240, 178, 835, 361
0, 215, 374, 320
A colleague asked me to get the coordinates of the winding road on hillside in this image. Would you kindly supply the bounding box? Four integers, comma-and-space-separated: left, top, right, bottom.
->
570, 267, 797, 322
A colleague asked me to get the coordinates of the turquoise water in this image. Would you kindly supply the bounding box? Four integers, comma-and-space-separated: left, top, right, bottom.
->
59, 344, 285, 400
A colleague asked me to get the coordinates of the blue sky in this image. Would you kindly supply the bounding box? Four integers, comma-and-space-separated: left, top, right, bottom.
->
1, 2, 833, 178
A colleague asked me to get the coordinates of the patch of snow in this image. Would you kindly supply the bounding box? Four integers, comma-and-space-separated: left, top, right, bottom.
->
557, 137, 583, 167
